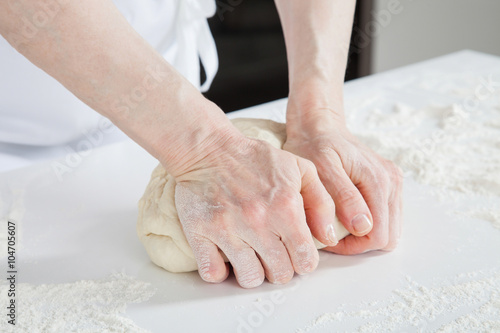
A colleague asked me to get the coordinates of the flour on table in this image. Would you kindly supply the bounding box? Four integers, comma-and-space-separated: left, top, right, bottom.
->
297, 269, 500, 332
137, 118, 350, 273
459, 207, 500, 230
298, 72, 500, 332
353, 100, 500, 230
0, 272, 155, 332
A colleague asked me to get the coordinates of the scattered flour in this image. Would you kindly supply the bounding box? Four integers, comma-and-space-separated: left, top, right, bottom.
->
0, 272, 155, 332
459, 208, 500, 230
1, 68, 497, 332
304, 72, 500, 332
353, 98, 500, 230
358, 103, 500, 198
297, 269, 500, 332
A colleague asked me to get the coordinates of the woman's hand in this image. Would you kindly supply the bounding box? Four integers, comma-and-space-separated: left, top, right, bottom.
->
173, 127, 338, 288
272, 0, 401, 255
284, 104, 403, 255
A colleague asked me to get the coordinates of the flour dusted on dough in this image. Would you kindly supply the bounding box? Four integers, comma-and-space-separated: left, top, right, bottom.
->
137, 118, 349, 273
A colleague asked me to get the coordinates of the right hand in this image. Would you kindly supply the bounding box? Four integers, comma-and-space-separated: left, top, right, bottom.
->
173, 129, 338, 288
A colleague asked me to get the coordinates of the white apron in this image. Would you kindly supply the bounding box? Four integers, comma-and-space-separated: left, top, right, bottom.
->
0, 0, 218, 148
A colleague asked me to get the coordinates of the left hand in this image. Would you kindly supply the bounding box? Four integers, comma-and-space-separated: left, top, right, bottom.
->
284, 105, 403, 255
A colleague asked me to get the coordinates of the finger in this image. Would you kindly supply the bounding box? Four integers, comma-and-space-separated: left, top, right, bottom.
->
317, 158, 373, 237
383, 166, 404, 251
325, 180, 390, 255
219, 240, 265, 289
297, 158, 339, 246
382, 196, 400, 251
398, 187, 403, 240
282, 234, 319, 275
253, 240, 294, 285
189, 235, 229, 283
397, 167, 404, 240
277, 196, 319, 275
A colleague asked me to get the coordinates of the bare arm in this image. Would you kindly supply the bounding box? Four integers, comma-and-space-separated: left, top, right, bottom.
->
275, 0, 404, 254
0, 0, 232, 177
0, 0, 339, 287
275, 0, 354, 122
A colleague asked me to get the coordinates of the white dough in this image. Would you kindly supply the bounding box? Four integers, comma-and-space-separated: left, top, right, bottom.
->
137, 118, 350, 273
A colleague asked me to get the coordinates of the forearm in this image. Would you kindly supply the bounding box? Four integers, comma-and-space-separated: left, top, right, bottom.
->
0, 0, 237, 177
275, 0, 356, 125
277, 1, 403, 257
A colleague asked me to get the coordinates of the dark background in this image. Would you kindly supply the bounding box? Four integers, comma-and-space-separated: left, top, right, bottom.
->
203, 0, 373, 113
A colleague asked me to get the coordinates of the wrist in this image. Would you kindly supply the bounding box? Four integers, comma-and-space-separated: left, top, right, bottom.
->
153, 101, 244, 178
286, 80, 347, 139
288, 76, 344, 115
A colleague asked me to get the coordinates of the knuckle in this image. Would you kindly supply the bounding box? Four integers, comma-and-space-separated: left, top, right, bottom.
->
299, 157, 319, 176
239, 274, 264, 289
187, 233, 209, 249
192, 220, 228, 241
294, 243, 319, 274
303, 158, 317, 172
198, 260, 222, 282
382, 239, 399, 252
242, 200, 268, 222
315, 139, 341, 157
237, 267, 264, 288
371, 234, 390, 250
265, 247, 294, 284
334, 186, 361, 207
222, 238, 248, 257
280, 193, 301, 210
233, 247, 257, 263
382, 230, 400, 251
269, 267, 294, 284
375, 167, 391, 186
364, 164, 391, 194
387, 162, 404, 186
197, 258, 212, 280
359, 161, 381, 181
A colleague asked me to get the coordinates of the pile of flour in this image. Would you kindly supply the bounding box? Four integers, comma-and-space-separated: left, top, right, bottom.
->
297, 269, 499, 332
298, 70, 500, 332
0, 272, 155, 332
350, 94, 500, 229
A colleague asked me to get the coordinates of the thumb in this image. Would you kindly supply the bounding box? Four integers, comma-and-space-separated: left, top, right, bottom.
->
297, 158, 338, 246
320, 164, 373, 237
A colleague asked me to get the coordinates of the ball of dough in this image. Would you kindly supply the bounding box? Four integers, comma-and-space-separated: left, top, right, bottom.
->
137, 118, 350, 273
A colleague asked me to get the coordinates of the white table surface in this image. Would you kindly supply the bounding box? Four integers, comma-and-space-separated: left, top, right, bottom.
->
0, 50, 499, 332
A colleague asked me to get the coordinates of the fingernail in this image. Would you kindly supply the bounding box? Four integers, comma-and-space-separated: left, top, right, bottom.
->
351, 214, 372, 234
326, 224, 338, 245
